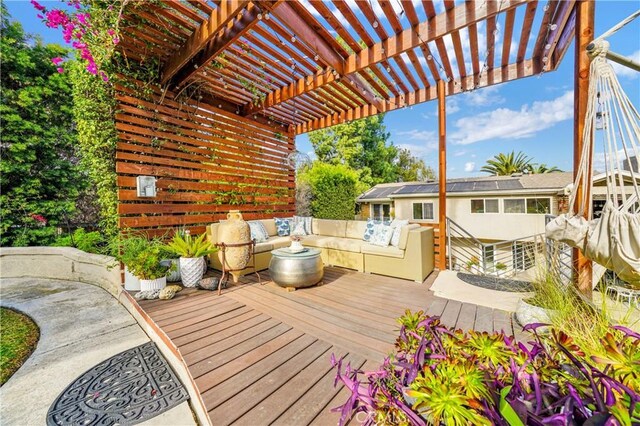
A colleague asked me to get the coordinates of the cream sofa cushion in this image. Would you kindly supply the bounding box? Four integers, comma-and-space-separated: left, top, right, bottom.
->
361, 243, 405, 259
312, 219, 347, 237
346, 221, 367, 239
302, 235, 335, 248
254, 242, 274, 254
266, 236, 290, 249
398, 224, 420, 250
323, 237, 363, 253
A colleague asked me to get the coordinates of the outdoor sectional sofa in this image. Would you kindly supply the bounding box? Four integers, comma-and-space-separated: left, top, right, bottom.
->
207, 218, 434, 283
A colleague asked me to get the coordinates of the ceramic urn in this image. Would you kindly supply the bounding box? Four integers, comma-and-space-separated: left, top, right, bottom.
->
217, 210, 251, 282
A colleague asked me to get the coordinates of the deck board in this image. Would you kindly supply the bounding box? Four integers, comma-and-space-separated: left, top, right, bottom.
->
132, 267, 522, 425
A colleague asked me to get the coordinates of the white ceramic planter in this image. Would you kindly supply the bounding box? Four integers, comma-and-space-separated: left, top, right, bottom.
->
180, 257, 205, 288
140, 276, 167, 292
163, 259, 181, 282
515, 298, 553, 327
124, 266, 141, 291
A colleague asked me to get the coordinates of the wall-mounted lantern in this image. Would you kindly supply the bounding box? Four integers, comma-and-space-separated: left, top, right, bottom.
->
136, 176, 157, 197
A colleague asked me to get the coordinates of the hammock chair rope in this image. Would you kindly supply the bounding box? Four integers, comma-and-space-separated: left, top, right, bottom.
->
546, 28, 640, 287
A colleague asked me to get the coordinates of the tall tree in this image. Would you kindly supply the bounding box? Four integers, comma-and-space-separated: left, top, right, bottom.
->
530, 163, 563, 174
0, 7, 83, 246
396, 148, 435, 182
480, 151, 533, 176
309, 114, 429, 185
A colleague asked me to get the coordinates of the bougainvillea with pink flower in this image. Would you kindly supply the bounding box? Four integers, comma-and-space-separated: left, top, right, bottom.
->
30, 0, 121, 81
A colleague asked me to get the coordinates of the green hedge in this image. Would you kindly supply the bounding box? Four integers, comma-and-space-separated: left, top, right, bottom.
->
297, 163, 359, 220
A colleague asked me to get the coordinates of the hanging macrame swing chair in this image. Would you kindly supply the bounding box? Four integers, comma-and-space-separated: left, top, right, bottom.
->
546, 11, 640, 287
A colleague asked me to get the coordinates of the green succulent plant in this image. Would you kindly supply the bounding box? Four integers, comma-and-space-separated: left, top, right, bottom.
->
166, 231, 217, 258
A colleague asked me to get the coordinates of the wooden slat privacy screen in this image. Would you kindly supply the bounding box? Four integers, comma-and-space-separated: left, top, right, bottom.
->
115, 80, 296, 236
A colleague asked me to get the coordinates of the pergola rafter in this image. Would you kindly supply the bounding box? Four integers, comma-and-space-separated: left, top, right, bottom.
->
118, 0, 578, 135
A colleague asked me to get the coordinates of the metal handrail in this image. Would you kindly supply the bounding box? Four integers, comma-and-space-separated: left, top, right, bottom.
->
445, 217, 546, 277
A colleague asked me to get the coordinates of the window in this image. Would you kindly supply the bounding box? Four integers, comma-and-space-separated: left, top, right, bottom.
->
485, 199, 499, 213
526, 198, 551, 214
413, 202, 434, 220
504, 198, 526, 213
372, 203, 391, 221
503, 198, 551, 214
482, 245, 495, 265
471, 199, 484, 213
471, 199, 499, 213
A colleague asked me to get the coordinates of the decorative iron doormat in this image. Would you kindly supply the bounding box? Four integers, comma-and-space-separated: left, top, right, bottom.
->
46, 342, 189, 425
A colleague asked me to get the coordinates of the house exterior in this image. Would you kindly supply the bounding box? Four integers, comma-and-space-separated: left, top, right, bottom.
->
358, 172, 574, 241
358, 172, 639, 277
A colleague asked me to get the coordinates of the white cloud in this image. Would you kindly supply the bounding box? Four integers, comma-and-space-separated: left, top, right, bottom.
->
611, 50, 640, 79
454, 150, 468, 157
395, 129, 438, 157
451, 91, 574, 145
464, 162, 476, 172
447, 98, 461, 114
463, 85, 505, 106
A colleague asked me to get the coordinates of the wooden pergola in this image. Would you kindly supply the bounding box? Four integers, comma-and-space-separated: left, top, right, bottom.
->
116, 0, 593, 289
120, 0, 578, 133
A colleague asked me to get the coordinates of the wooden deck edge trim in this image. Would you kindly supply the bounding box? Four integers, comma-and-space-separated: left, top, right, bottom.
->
119, 290, 212, 426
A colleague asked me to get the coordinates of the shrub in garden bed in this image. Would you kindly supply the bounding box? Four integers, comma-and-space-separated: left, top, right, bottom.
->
332, 310, 639, 425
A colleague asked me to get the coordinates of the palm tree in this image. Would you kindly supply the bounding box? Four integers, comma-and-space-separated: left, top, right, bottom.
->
529, 163, 563, 174
480, 151, 533, 176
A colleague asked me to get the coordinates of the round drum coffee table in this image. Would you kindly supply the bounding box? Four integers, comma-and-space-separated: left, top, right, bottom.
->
269, 247, 324, 289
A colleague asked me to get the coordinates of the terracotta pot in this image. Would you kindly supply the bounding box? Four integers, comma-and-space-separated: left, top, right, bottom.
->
140, 276, 166, 292
180, 257, 206, 288
217, 210, 251, 283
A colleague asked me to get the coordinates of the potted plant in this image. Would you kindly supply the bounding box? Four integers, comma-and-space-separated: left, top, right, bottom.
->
167, 230, 218, 288
159, 246, 181, 283
107, 232, 149, 291
108, 232, 172, 291
466, 256, 480, 274
127, 243, 172, 291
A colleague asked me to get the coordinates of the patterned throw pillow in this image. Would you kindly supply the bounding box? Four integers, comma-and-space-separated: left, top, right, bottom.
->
293, 216, 312, 235
274, 217, 291, 236
291, 221, 307, 236
390, 219, 409, 247
370, 223, 394, 247
363, 218, 390, 241
248, 221, 269, 243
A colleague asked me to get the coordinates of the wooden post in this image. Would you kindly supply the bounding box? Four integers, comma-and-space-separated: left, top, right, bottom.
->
573, 0, 595, 297
438, 79, 447, 271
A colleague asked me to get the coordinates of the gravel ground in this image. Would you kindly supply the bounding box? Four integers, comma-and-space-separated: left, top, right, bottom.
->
457, 272, 534, 292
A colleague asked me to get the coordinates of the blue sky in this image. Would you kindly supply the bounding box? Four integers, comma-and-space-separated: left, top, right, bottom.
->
7, 0, 639, 178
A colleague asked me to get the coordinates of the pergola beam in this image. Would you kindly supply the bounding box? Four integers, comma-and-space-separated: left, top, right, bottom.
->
542, 0, 577, 71
245, 1, 383, 115
161, 1, 250, 84
345, 0, 527, 74
248, 0, 526, 118
296, 59, 535, 134
167, 1, 281, 88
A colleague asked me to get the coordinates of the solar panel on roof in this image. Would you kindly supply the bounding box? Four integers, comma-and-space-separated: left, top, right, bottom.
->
497, 180, 524, 190
473, 181, 498, 191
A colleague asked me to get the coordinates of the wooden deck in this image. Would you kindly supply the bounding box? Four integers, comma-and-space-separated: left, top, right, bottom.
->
135, 268, 523, 425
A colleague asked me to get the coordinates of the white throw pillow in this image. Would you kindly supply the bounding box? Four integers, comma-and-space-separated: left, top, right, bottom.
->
390, 219, 409, 247
370, 223, 394, 247
293, 215, 313, 234
248, 221, 269, 243
291, 221, 307, 236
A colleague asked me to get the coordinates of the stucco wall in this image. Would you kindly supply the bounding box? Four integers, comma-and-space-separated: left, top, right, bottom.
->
0, 247, 211, 426
0, 247, 122, 296
394, 194, 558, 241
